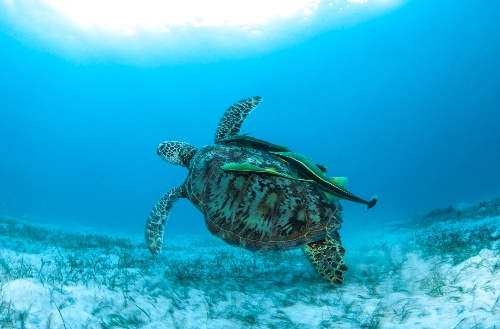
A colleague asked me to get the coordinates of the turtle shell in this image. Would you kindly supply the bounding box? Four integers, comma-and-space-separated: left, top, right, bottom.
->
184, 144, 343, 252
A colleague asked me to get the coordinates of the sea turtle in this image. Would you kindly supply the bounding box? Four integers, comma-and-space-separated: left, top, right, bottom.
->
146, 97, 351, 283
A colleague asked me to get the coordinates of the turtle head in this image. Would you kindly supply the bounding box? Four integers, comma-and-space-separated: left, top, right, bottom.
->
157, 141, 197, 168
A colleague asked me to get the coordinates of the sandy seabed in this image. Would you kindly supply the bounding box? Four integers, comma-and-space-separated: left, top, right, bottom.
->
1, 198, 500, 328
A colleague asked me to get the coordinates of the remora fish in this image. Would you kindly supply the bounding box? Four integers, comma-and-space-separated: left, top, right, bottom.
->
217, 135, 328, 173
221, 161, 314, 183
271, 151, 377, 209
217, 135, 292, 152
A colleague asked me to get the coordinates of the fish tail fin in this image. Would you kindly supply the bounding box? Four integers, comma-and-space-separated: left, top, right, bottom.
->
366, 195, 378, 209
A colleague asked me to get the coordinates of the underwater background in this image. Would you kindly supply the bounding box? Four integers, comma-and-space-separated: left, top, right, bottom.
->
2, 1, 500, 328
1, 0, 500, 236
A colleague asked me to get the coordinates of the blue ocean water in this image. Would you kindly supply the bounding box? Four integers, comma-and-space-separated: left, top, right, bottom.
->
0, 0, 499, 238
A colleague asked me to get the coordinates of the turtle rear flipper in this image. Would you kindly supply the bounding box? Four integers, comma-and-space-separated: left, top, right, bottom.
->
302, 232, 347, 284
146, 185, 185, 254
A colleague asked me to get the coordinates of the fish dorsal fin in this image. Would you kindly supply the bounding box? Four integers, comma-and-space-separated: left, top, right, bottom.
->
214, 97, 263, 143
326, 177, 349, 190
316, 164, 327, 174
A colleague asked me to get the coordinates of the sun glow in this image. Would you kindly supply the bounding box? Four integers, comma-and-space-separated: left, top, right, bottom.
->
0, 0, 406, 64
42, 0, 321, 34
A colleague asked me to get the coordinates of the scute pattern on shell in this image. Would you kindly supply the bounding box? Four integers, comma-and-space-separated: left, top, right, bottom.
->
185, 145, 342, 251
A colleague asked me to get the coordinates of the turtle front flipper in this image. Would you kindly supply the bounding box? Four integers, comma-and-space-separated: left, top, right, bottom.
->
302, 231, 348, 284
214, 96, 263, 143
146, 185, 185, 254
